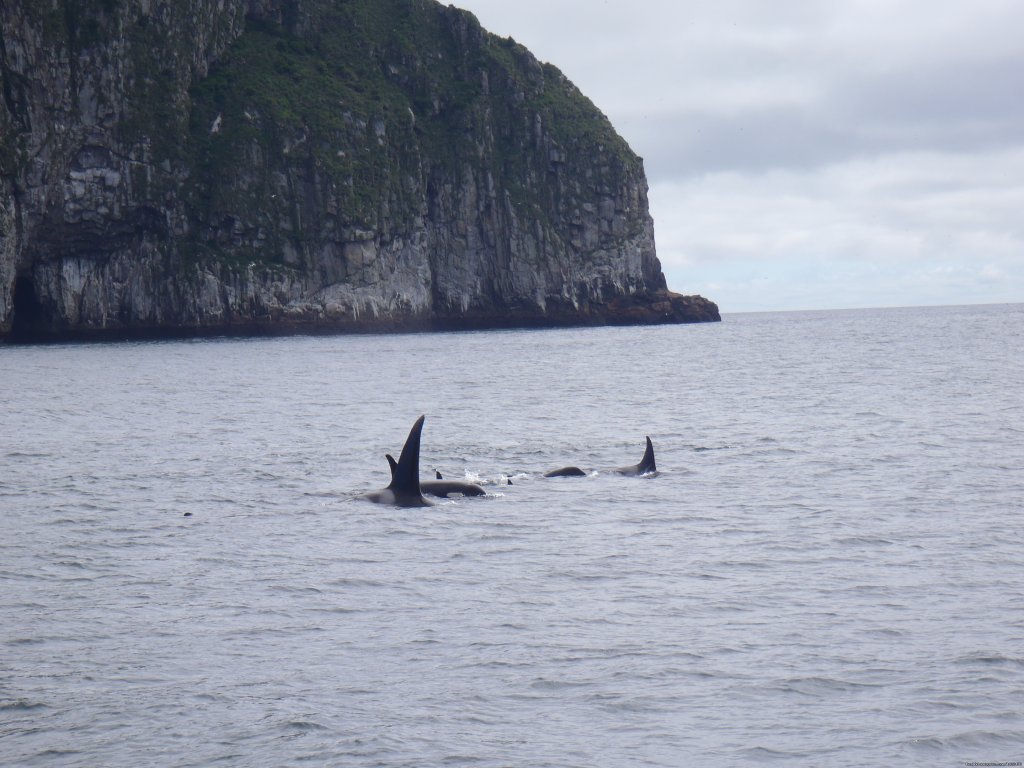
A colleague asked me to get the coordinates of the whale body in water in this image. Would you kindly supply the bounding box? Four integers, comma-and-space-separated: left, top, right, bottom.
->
543, 436, 658, 478
362, 415, 433, 507
611, 436, 657, 476
543, 466, 587, 478
386, 455, 487, 498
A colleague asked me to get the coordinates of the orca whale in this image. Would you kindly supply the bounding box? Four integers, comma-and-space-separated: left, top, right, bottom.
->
543, 436, 658, 478
543, 466, 587, 478
362, 415, 433, 507
386, 455, 487, 499
611, 436, 657, 476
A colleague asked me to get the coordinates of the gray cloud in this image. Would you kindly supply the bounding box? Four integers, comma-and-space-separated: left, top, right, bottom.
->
455, 0, 1024, 310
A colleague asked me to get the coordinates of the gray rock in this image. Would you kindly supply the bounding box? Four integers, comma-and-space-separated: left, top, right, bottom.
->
0, 0, 718, 341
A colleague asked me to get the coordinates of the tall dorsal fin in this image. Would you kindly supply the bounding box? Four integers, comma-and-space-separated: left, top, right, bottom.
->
385, 453, 398, 479
638, 436, 656, 474
388, 415, 425, 494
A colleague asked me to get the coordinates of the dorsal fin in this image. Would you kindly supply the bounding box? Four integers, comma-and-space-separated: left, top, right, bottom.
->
385, 453, 398, 479
435, 469, 443, 479
638, 436, 656, 474
388, 415, 425, 494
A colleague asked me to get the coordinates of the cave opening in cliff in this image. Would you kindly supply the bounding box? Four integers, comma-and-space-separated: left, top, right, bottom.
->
10, 274, 48, 342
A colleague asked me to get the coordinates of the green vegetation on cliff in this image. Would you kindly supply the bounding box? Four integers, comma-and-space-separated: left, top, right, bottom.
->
184, 0, 639, 271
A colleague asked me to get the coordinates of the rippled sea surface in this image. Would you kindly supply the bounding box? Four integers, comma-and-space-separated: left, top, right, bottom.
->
2, 303, 1023, 767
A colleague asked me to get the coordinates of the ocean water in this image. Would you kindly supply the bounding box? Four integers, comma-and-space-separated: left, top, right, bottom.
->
1, 303, 1022, 767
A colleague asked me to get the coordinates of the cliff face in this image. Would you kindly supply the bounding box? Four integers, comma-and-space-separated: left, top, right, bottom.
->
0, 0, 719, 341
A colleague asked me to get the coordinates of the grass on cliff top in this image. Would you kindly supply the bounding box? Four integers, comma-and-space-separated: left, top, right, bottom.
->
190, 0, 636, 166
484, 35, 637, 167
184, 0, 642, 251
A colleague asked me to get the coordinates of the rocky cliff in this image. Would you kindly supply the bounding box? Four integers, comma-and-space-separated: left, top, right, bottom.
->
0, 0, 719, 342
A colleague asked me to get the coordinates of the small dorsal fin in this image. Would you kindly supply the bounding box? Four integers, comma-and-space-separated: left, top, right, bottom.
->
435, 469, 443, 479
385, 453, 398, 478
389, 415, 425, 494
638, 436, 656, 474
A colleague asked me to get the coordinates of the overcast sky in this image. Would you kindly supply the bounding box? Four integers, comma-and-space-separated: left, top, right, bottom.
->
453, 0, 1024, 312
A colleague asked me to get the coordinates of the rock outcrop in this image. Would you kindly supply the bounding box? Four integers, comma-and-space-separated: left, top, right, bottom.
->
0, 0, 719, 342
